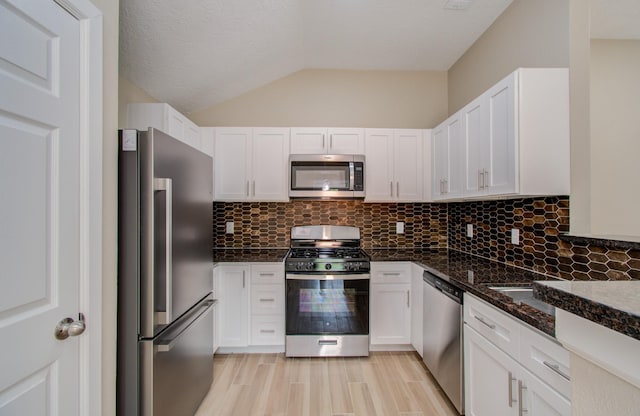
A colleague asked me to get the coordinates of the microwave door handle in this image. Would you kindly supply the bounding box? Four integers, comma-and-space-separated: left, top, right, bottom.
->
154, 177, 173, 326
349, 162, 355, 191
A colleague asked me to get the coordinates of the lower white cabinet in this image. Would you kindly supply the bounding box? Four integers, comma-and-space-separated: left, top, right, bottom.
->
464, 294, 570, 416
370, 262, 412, 345
410, 263, 424, 356
216, 264, 250, 347
250, 264, 285, 346
215, 262, 284, 350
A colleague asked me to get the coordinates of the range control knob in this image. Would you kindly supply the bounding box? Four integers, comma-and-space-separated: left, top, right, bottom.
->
325, 263, 332, 270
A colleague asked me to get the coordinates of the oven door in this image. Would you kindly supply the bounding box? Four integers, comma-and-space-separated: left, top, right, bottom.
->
285, 274, 369, 336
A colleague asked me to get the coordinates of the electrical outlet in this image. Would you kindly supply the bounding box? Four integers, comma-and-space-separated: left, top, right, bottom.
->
466, 224, 474, 238
511, 228, 520, 245
396, 222, 405, 234
226, 221, 234, 234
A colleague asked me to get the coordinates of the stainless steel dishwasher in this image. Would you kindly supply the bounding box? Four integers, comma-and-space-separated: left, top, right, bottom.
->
422, 270, 464, 415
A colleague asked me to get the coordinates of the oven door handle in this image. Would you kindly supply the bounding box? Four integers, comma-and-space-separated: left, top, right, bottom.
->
286, 273, 370, 281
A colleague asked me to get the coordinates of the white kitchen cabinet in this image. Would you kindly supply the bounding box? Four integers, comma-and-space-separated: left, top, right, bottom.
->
422, 129, 432, 202
290, 127, 364, 154
126, 102, 202, 150
410, 264, 424, 356
432, 113, 464, 200
464, 294, 571, 416
214, 127, 290, 201
200, 127, 215, 196
370, 262, 412, 346
435, 68, 570, 201
250, 264, 285, 346
465, 327, 570, 416
216, 264, 250, 348
364, 129, 424, 202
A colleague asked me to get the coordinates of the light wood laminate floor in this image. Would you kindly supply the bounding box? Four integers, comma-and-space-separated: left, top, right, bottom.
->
195, 352, 459, 416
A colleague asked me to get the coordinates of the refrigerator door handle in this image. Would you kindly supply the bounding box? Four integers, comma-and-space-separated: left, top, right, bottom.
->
154, 177, 173, 325
156, 299, 216, 353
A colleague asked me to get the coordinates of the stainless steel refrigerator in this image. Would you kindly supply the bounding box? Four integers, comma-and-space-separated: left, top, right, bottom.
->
117, 128, 215, 416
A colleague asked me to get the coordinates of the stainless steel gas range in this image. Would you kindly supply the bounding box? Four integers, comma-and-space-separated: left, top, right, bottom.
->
284, 225, 370, 357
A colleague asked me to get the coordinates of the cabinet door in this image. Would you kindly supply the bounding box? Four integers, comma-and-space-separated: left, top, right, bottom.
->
521, 368, 571, 416
462, 97, 487, 197
214, 128, 251, 200
327, 128, 364, 154
184, 121, 202, 150
410, 264, 424, 356
465, 325, 518, 416
217, 265, 249, 347
370, 283, 411, 345
394, 129, 423, 201
486, 72, 517, 195
446, 115, 465, 199
431, 124, 448, 200
166, 106, 186, 142
251, 128, 290, 201
290, 127, 327, 154
364, 129, 395, 202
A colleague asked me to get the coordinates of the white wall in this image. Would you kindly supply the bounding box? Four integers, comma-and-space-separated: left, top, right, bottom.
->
91, 0, 118, 414
447, 0, 570, 114
118, 76, 160, 128
590, 39, 640, 237
189, 69, 448, 129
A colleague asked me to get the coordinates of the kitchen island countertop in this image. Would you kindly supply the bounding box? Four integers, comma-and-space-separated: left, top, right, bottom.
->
534, 280, 640, 341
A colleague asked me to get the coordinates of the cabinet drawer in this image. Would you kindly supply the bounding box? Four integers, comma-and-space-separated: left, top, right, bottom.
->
464, 294, 520, 358
251, 285, 285, 315
251, 264, 284, 285
250, 315, 285, 345
520, 325, 571, 399
370, 262, 412, 284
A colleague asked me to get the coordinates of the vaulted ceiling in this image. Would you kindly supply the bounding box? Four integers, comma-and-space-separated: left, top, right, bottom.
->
119, 0, 515, 113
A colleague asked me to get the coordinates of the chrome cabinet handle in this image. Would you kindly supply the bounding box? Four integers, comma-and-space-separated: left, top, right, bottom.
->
474, 315, 496, 329
246, 181, 249, 196
407, 290, 410, 307
252, 180, 255, 196
382, 272, 401, 276
154, 178, 173, 325
518, 380, 527, 415
478, 169, 482, 190
396, 182, 400, 198
330, 134, 333, 149
483, 169, 489, 189
259, 273, 275, 277
260, 329, 276, 333
259, 298, 275, 302
543, 361, 571, 381
508, 371, 516, 407
318, 339, 338, 345
390, 181, 393, 197
322, 134, 325, 149
55, 313, 86, 340
242, 271, 245, 288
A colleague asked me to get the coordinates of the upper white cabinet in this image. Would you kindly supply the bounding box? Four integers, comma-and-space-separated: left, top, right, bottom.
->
127, 103, 202, 150
290, 127, 364, 154
433, 68, 570, 201
214, 127, 290, 201
365, 129, 424, 202
432, 113, 465, 200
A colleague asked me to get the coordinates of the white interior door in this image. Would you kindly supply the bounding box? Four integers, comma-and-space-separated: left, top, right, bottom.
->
0, 0, 88, 414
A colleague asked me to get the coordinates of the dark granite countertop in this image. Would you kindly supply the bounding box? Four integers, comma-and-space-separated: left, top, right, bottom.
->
212, 247, 561, 337
534, 280, 640, 341
213, 248, 289, 263
367, 248, 560, 337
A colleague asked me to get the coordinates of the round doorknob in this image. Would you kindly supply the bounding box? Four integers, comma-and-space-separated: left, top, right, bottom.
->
55, 313, 86, 340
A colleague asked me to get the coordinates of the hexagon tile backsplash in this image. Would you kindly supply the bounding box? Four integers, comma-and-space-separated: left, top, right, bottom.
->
213, 196, 640, 281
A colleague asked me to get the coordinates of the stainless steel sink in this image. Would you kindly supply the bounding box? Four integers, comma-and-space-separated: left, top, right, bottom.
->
489, 286, 555, 316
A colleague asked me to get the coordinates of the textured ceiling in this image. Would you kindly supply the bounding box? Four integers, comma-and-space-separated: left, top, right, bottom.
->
119, 0, 514, 113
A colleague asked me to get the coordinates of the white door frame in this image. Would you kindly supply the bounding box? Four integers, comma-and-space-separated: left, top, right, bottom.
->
54, 0, 103, 414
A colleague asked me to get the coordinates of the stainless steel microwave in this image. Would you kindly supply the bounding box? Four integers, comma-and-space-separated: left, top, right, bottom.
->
289, 154, 365, 199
